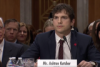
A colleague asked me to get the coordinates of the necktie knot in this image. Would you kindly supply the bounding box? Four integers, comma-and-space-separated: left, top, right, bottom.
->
59, 39, 64, 46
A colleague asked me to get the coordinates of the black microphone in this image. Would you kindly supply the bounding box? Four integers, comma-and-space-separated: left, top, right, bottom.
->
63, 36, 73, 59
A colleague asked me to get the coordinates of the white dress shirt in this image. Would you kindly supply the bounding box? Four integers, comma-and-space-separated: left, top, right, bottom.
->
0, 39, 4, 62
55, 32, 71, 59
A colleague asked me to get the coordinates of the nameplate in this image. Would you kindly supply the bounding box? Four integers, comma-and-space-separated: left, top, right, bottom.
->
37, 59, 77, 67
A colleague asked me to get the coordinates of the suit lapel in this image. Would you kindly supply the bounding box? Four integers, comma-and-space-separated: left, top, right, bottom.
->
2, 41, 12, 65
71, 30, 77, 59
48, 31, 56, 59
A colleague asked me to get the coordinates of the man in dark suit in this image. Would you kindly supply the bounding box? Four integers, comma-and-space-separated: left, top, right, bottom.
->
0, 17, 25, 67
2, 41, 24, 67
21, 3, 100, 67
4, 19, 29, 51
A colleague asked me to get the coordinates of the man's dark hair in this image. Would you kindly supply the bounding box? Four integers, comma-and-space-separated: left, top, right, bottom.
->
52, 3, 75, 21
4, 19, 20, 30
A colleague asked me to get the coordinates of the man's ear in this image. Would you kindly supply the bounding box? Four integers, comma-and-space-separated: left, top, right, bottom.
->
71, 19, 75, 27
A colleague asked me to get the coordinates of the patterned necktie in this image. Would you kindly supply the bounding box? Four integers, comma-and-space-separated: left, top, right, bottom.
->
58, 39, 64, 59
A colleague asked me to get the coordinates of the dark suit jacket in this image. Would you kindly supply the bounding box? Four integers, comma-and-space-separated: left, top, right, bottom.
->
16, 41, 29, 51
21, 30, 100, 66
2, 40, 25, 67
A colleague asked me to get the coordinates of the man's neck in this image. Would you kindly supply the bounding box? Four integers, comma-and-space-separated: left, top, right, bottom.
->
55, 30, 71, 38
11, 40, 17, 43
5, 39, 17, 43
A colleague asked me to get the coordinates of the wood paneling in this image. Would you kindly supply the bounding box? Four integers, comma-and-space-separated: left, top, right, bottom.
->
0, 0, 20, 22
32, 0, 39, 30
70, 0, 77, 27
32, 0, 77, 30
89, 0, 100, 23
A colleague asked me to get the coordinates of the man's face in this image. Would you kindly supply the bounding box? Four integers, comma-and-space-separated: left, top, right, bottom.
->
53, 10, 74, 35
4, 22, 18, 42
0, 21, 5, 43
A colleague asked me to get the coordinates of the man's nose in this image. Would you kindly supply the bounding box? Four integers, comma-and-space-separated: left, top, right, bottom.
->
10, 29, 14, 33
58, 18, 62, 24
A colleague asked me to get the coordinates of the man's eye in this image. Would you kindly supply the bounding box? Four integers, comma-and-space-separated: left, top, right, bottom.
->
14, 29, 17, 31
7, 28, 11, 30
62, 16, 67, 19
54, 17, 58, 19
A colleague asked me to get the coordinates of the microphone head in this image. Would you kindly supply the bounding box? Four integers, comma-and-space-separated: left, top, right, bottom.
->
63, 36, 66, 41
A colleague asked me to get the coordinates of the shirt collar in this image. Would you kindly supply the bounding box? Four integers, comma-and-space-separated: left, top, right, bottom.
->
14, 40, 17, 43
55, 32, 71, 43
0, 39, 4, 51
